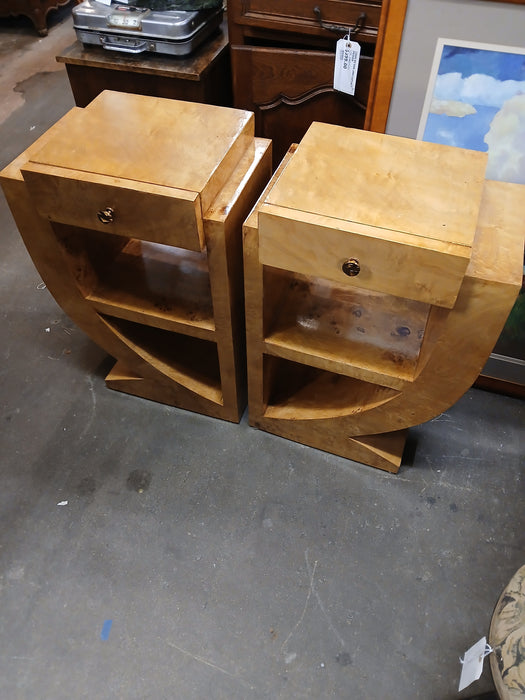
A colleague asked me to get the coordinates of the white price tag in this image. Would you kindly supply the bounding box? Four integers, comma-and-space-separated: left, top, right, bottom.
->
334, 37, 361, 96
458, 637, 493, 692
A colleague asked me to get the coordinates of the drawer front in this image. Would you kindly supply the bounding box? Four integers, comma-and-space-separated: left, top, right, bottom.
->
258, 206, 470, 309
236, 0, 382, 41
21, 164, 204, 251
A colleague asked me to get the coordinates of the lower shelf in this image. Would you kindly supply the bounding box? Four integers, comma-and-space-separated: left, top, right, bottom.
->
263, 355, 399, 421
101, 315, 223, 405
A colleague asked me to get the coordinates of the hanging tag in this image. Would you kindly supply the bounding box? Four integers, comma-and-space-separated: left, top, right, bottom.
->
458, 637, 493, 692
334, 35, 361, 96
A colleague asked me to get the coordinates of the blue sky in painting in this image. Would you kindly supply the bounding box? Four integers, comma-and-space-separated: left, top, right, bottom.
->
437, 45, 525, 82
422, 44, 525, 154
423, 106, 496, 151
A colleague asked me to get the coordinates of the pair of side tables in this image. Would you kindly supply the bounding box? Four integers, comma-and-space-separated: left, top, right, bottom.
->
1, 92, 523, 472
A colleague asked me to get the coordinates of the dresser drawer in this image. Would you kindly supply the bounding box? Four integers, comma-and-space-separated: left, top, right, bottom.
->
258, 204, 471, 308
18, 92, 257, 253
235, 0, 382, 42
21, 164, 205, 251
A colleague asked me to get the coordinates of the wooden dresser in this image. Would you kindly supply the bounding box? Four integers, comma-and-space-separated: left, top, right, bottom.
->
227, 0, 407, 167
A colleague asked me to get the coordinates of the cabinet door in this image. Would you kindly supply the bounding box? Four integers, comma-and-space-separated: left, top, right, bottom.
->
231, 45, 372, 167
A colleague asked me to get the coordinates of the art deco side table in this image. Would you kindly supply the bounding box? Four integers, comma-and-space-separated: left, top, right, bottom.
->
1, 91, 271, 422
243, 123, 524, 471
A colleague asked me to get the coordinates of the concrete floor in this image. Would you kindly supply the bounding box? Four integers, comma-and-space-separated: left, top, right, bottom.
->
0, 10, 524, 700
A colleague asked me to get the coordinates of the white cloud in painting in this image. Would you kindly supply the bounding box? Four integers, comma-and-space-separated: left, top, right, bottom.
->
434, 71, 525, 107
436, 129, 459, 147
429, 98, 477, 117
484, 93, 525, 184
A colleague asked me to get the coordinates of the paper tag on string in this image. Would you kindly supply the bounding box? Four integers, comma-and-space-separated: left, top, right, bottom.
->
458, 637, 493, 692
334, 37, 360, 96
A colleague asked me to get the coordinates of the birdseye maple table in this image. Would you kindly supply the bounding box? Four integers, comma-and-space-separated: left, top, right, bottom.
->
56, 18, 232, 108
243, 123, 525, 472
1, 91, 271, 422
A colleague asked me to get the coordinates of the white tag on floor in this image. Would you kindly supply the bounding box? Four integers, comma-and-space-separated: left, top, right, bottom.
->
334, 37, 361, 96
458, 636, 493, 692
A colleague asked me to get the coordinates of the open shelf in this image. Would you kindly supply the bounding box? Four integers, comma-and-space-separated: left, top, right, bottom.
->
101, 315, 223, 405
88, 240, 214, 337
54, 225, 215, 338
263, 267, 430, 389
263, 355, 399, 420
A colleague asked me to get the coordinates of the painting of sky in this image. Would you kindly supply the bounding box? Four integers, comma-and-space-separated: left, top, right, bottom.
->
419, 41, 525, 185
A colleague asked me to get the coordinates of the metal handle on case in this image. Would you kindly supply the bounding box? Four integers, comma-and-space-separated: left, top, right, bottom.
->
100, 36, 149, 54
97, 207, 115, 224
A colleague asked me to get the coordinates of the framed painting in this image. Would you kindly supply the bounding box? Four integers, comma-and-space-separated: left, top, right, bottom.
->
418, 38, 525, 397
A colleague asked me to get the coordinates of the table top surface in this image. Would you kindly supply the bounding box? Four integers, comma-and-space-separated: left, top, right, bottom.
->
264, 122, 488, 249
56, 18, 228, 80
27, 91, 253, 197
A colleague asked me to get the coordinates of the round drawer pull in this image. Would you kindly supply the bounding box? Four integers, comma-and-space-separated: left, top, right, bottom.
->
97, 207, 115, 224
342, 258, 360, 277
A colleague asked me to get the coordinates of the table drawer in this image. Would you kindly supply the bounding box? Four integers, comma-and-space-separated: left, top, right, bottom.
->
237, 0, 382, 40
21, 163, 205, 251
258, 205, 471, 309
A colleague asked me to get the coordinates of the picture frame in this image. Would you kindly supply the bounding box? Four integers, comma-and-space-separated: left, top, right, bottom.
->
417, 38, 525, 397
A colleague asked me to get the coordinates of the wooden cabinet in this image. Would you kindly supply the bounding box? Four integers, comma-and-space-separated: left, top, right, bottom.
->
243, 123, 525, 471
228, 0, 407, 167
1, 91, 272, 422
56, 19, 232, 109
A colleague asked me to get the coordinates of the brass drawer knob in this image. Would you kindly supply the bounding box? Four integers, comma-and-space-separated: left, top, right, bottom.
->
342, 258, 360, 277
97, 207, 114, 224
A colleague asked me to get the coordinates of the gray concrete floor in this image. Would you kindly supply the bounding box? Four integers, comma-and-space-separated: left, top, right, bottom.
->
0, 10, 524, 700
